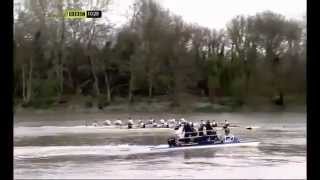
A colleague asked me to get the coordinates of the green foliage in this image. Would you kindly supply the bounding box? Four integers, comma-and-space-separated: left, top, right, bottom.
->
22, 98, 55, 109
13, 0, 306, 110
194, 104, 233, 112
207, 57, 221, 90
230, 76, 246, 98
33, 79, 59, 98
97, 96, 110, 109
84, 100, 93, 108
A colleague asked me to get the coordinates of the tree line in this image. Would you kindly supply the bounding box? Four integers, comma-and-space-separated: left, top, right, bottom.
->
14, 0, 306, 109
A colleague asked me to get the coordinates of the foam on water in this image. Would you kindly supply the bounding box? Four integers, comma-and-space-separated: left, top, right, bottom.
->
14, 126, 173, 137
14, 144, 159, 159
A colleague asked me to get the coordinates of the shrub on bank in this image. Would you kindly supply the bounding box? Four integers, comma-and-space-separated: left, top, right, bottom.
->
21, 98, 55, 109
97, 96, 110, 109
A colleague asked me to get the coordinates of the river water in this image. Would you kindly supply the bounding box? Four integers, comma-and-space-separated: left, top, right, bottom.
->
14, 112, 306, 179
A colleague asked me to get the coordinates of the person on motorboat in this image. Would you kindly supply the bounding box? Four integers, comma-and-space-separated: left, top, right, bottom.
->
183, 122, 193, 138
190, 122, 194, 128
205, 120, 214, 135
206, 120, 219, 141
190, 122, 197, 136
224, 126, 231, 136
198, 120, 205, 136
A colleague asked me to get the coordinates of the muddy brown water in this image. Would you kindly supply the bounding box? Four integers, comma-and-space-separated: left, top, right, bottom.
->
14, 112, 306, 179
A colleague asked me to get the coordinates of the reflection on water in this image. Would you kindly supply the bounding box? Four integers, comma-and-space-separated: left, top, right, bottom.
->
183, 149, 217, 159
14, 112, 306, 179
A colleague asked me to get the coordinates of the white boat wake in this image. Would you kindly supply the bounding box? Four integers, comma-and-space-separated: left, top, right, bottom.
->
15, 141, 260, 160
14, 144, 153, 159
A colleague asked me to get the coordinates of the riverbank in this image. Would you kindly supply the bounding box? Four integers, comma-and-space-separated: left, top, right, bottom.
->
15, 102, 306, 120
14, 95, 306, 118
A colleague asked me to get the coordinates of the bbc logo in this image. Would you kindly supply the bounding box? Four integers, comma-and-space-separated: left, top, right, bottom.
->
64, 10, 102, 19
86, 10, 102, 18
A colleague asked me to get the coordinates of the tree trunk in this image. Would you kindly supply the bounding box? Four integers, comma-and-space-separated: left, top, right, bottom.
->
77, 79, 91, 95
245, 66, 251, 98
66, 69, 73, 90
88, 56, 100, 96
279, 91, 284, 105
128, 72, 134, 103
245, 75, 250, 97
172, 84, 180, 107
59, 63, 64, 95
172, 67, 183, 106
148, 77, 153, 98
26, 57, 33, 103
58, 2, 65, 96
209, 88, 215, 103
21, 65, 25, 102
104, 72, 111, 102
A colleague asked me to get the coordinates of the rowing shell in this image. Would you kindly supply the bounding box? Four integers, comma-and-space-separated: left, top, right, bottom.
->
150, 141, 260, 151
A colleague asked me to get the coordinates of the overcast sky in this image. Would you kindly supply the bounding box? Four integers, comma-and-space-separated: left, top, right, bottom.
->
107, 0, 306, 29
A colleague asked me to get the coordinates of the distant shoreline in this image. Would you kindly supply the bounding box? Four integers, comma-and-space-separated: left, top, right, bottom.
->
14, 103, 306, 117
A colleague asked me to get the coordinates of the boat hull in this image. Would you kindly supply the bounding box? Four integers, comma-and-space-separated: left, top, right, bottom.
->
150, 141, 260, 151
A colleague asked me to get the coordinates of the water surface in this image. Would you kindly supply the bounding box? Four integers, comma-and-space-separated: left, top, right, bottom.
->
14, 112, 306, 179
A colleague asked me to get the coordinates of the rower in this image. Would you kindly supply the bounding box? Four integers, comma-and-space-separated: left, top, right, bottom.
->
174, 119, 181, 130
137, 119, 145, 128
176, 118, 185, 129
168, 118, 176, 124
181, 118, 186, 124
223, 120, 230, 128
148, 118, 154, 125
92, 121, 99, 127
212, 120, 217, 127
128, 117, 133, 129
159, 119, 165, 128
114, 119, 122, 125
164, 121, 169, 128
103, 120, 111, 126
152, 120, 158, 127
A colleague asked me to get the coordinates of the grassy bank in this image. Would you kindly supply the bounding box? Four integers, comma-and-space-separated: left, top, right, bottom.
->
14, 94, 306, 114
